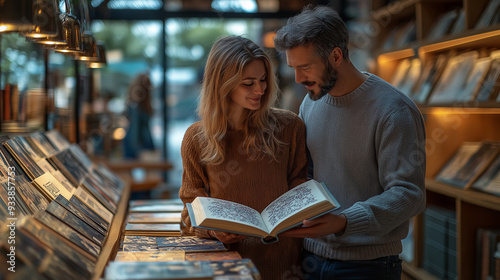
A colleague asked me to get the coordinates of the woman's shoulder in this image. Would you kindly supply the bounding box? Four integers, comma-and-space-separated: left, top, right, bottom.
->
270, 108, 304, 127
182, 121, 203, 144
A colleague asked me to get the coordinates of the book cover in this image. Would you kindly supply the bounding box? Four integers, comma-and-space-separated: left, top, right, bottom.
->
55, 194, 107, 236
69, 194, 111, 231
429, 51, 478, 104
103, 261, 214, 280
80, 175, 118, 213
46, 200, 106, 246
13, 174, 50, 214
185, 251, 241, 261
206, 258, 260, 280
427, 9, 459, 41
114, 251, 185, 262
129, 198, 183, 208
187, 179, 340, 242
475, 0, 500, 29
128, 212, 182, 224
4, 138, 45, 180
475, 53, 500, 102
122, 244, 160, 252
73, 186, 114, 224
27, 131, 59, 158
157, 236, 226, 248
437, 142, 500, 189
34, 211, 101, 258
45, 129, 71, 151
411, 54, 449, 104
456, 56, 492, 102
49, 150, 88, 187
18, 216, 97, 274
124, 223, 182, 237
129, 203, 184, 213
435, 142, 483, 184
123, 235, 158, 245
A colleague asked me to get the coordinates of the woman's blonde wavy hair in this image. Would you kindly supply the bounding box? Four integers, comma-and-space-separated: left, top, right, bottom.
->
197, 35, 283, 165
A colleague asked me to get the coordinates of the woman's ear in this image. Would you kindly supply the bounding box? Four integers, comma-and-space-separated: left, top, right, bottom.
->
329, 47, 343, 66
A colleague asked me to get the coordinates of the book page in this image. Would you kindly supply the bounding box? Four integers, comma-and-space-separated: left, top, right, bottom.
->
33, 172, 73, 200
196, 197, 268, 233
261, 180, 328, 232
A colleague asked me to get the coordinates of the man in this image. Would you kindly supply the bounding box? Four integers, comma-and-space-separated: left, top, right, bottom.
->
274, 5, 426, 279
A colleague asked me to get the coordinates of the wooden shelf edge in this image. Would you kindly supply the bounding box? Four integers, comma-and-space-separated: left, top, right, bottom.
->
91, 181, 131, 280
425, 179, 500, 211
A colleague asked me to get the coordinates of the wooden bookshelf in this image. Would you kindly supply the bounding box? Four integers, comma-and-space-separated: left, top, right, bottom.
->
368, 0, 500, 279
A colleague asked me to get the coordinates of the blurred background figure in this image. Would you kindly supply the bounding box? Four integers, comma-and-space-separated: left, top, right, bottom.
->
122, 73, 155, 159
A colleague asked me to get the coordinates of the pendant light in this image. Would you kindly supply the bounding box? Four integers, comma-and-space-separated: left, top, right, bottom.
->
46, 0, 82, 52
23, 0, 59, 39
0, 0, 34, 33
88, 41, 107, 68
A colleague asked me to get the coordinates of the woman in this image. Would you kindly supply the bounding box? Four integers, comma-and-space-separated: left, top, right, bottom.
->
179, 35, 308, 279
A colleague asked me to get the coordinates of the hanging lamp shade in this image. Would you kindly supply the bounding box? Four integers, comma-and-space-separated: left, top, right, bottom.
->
88, 41, 107, 68
24, 0, 59, 38
75, 31, 98, 61
42, 12, 82, 50
0, 0, 35, 33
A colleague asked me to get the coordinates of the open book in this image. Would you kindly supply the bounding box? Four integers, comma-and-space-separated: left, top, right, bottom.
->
186, 179, 340, 243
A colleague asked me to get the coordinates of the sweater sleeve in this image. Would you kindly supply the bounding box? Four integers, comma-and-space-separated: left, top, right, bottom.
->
178, 124, 212, 239
341, 106, 427, 237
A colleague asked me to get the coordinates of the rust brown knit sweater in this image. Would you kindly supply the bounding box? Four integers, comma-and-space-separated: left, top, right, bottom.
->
179, 108, 308, 280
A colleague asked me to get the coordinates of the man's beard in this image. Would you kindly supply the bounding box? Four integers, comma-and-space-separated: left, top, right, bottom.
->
307, 63, 337, 101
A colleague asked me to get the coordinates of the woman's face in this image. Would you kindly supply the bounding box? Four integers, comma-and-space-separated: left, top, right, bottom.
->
230, 59, 267, 112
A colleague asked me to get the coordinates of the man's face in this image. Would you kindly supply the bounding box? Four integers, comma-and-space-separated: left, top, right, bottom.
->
285, 44, 337, 101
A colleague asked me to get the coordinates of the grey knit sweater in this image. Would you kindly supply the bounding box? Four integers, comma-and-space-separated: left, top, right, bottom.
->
299, 73, 426, 260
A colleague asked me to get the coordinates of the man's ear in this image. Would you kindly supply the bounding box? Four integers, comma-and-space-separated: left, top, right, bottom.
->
329, 47, 343, 66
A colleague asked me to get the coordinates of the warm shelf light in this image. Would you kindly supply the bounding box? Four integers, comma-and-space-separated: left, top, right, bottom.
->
377, 48, 415, 64
48, 13, 82, 52
418, 29, 500, 57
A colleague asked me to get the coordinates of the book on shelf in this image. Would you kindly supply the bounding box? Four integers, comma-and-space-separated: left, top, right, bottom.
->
456, 56, 493, 102
72, 186, 114, 224
476, 228, 500, 280
129, 198, 184, 208
475, 0, 500, 29
45, 200, 106, 247
45, 129, 71, 152
18, 215, 97, 273
1, 224, 90, 280
397, 58, 421, 97
128, 212, 182, 224
390, 58, 411, 91
123, 235, 158, 245
54, 194, 108, 236
428, 51, 478, 104
103, 261, 214, 280
187, 179, 340, 243
114, 250, 185, 262
475, 52, 500, 102
427, 9, 460, 41
124, 223, 182, 237
411, 54, 449, 104
27, 131, 59, 158
3, 137, 45, 180
207, 258, 260, 280
69, 192, 111, 231
157, 236, 227, 253
34, 210, 102, 258
11, 174, 50, 215
129, 202, 184, 213
472, 153, 500, 197
122, 243, 159, 252
436, 141, 500, 189
185, 251, 242, 262
449, 8, 465, 35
